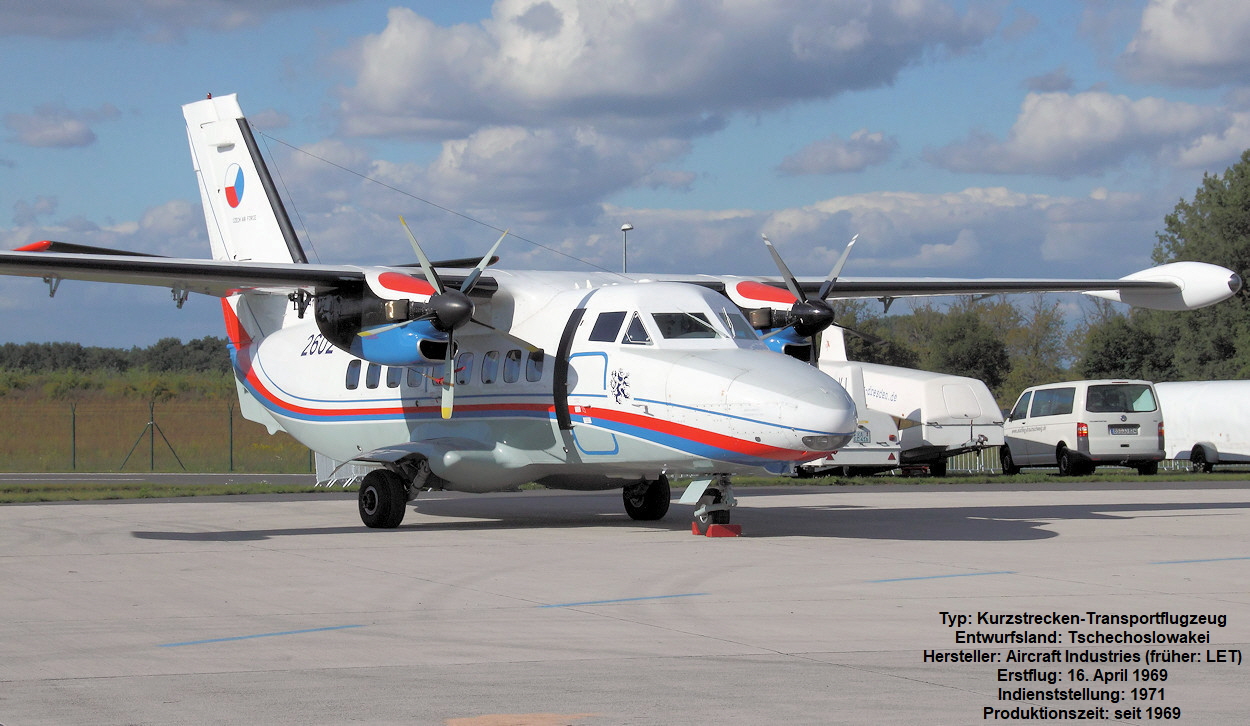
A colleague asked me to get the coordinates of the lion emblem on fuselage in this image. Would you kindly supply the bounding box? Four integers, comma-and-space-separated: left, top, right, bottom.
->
610, 368, 630, 403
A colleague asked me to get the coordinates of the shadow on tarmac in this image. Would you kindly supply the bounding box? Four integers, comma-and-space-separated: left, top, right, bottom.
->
131, 488, 1250, 543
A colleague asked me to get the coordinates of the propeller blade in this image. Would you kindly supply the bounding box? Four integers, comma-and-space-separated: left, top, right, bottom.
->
357, 320, 411, 338
467, 317, 542, 353
440, 331, 455, 419
817, 234, 859, 300
460, 229, 508, 294
399, 216, 446, 294
761, 234, 806, 302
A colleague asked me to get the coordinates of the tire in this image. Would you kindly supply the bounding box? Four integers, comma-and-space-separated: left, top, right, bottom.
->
623, 476, 671, 521
1190, 446, 1213, 474
358, 469, 407, 529
1056, 446, 1076, 477
693, 488, 730, 534
1000, 446, 1020, 476
1137, 461, 1159, 476
929, 459, 948, 477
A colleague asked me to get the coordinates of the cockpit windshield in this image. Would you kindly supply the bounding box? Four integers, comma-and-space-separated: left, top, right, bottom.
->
652, 312, 719, 339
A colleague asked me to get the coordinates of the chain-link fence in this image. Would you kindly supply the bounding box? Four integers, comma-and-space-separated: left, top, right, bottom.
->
0, 399, 312, 473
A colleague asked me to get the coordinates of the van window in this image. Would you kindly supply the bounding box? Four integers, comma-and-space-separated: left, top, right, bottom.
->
589, 311, 627, 342
1031, 387, 1074, 417
1008, 392, 1031, 421
1087, 384, 1157, 413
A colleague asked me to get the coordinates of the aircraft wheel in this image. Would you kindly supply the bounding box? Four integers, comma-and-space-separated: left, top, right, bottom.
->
623, 476, 671, 521
1190, 446, 1213, 473
1000, 446, 1020, 475
693, 488, 731, 535
1056, 446, 1076, 477
359, 469, 407, 529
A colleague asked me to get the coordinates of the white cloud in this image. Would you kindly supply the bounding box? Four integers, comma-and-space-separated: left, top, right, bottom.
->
338, 1, 998, 140
926, 91, 1233, 176
1121, 0, 1250, 87
777, 129, 898, 175
4, 103, 119, 149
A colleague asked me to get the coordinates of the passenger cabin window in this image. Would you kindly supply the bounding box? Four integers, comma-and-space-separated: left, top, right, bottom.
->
589, 311, 627, 342
365, 363, 382, 389
407, 367, 426, 389
1030, 387, 1074, 417
455, 352, 474, 386
652, 312, 718, 339
481, 350, 500, 384
526, 350, 544, 382
622, 313, 652, 345
386, 366, 402, 388
1008, 392, 1031, 421
345, 360, 362, 390
503, 350, 522, 383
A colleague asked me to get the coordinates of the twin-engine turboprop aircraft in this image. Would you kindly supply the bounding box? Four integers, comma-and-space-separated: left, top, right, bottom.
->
0, 94, 1241, 531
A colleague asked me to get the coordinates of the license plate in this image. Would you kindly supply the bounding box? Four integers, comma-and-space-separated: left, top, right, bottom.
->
1109, 425, 1139, 435
853, 427, 871, 444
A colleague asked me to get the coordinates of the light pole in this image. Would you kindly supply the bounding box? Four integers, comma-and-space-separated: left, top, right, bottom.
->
621, 223, 633, 273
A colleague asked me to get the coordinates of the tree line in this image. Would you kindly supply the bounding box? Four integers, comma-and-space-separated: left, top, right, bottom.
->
842, 149, 1250, 405
0, 336, 230, 374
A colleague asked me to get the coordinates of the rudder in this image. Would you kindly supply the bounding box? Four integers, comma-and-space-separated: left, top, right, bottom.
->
183, 94, 308, 264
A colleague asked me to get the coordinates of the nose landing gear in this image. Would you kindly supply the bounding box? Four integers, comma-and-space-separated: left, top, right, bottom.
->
680, 475, 741, 536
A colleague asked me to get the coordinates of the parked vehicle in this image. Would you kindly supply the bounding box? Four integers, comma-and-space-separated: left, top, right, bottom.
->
1154, 380, 1250, 472
1002, 379, 1164, 476
799, 332, 1003, 476
796, 363, 902, 476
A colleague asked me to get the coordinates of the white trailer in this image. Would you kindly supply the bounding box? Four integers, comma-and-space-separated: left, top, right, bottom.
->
1154, 380, 1250, 472
797, 363, 902, 476
799, 331, 1004, 476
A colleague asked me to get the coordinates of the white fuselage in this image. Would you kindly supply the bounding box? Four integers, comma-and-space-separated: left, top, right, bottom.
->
226, 274, 858, 492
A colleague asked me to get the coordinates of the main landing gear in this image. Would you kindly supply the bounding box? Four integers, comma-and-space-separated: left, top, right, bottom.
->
358, 460, 428, 529
623, 475, 671, 521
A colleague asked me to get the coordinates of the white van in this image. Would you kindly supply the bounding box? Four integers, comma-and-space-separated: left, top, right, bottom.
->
1001, 380, 1164, 476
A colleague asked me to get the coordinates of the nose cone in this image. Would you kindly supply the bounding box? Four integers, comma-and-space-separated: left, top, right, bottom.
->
668, 350, 857, 457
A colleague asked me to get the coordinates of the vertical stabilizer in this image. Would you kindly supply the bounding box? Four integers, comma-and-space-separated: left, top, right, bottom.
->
183, 94, 308, 264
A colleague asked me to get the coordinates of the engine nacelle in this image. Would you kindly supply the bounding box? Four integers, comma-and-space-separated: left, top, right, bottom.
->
1086, 261, 1243, 311
313, 272, 451, 366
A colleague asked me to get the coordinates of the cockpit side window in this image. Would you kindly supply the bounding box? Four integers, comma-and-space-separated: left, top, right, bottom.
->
720, 309, 758, 340
622, 313, 652, 345
589, 311, 627, 342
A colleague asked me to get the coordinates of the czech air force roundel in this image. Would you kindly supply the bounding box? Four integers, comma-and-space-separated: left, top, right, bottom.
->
224, 164, 244, 208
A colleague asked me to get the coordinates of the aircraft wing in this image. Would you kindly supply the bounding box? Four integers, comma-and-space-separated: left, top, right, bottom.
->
709, 261, 1242, 312
0, 243, 496, 298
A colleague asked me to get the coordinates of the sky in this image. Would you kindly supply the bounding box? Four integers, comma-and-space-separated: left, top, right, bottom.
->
4, 0, 1250, 347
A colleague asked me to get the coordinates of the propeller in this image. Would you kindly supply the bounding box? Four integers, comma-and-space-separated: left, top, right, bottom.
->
760, 233, 858, 338
391, 218, 544, 419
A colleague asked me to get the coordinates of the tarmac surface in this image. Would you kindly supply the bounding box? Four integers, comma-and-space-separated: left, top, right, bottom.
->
2, 480, 1248, 725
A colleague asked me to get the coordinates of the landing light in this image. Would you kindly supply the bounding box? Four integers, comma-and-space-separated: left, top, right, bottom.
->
802, 434, 845, 451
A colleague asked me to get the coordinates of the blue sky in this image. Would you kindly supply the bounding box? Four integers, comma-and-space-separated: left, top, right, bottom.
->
3, 0, 1250, 346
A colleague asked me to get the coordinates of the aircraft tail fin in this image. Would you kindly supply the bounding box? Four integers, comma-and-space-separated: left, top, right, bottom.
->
182, 94, 308, 264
